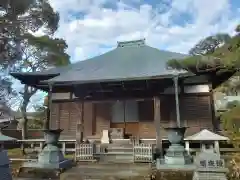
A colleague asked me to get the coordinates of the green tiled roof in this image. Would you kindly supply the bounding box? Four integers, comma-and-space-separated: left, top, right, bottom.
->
44, 39, 188, 83
11, 39, 188, 84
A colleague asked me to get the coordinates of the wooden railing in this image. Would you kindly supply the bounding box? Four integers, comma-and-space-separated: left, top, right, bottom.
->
12, 139, 240, 163
75, 143, 96, 161
133, 143, 153, 162
17, 139, 76, 155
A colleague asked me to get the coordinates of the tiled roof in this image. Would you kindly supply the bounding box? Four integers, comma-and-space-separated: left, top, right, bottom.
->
11, 39, 188, 84
185, 129, 229, 141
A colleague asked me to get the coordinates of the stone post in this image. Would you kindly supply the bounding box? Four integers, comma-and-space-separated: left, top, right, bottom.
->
0, 149, 12, 180
185, 140, 190, 154
214, 140, 220, 154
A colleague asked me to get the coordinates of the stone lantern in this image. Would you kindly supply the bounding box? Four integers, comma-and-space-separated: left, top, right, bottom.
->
18, 83, 73, 178
193, 146, 228, 180
0, 103, 17, 180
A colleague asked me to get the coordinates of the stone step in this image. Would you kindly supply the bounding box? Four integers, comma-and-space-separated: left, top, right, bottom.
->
99, 153, 134, 163
108, 143, 133, 147
111, 139, 131, 145
106, 146, 133, 153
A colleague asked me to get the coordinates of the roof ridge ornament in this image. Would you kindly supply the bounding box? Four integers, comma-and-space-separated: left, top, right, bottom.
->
117, 39, 146, 48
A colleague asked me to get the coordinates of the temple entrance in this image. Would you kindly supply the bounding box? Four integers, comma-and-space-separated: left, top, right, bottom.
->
110, 122, 139, 138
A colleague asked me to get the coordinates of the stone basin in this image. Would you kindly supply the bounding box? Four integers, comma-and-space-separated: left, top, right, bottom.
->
164, 127, 187, 144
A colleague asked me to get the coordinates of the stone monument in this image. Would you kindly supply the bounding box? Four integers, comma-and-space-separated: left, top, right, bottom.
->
193, 143, 228, 180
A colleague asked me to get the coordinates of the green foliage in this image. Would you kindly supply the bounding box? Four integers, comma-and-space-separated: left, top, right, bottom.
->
0, 0, 59, 66
226, 101, 240, 109
167, 24, 240, 73
18, 33, 70, 71
189, 33, 231, 55
0, 76, 17, 107
0, 0, 70, 141
227, 153, 240, 180
167, 55, 224, 73
221, 105, 240, 148
27, 119, 43, 129
26, 105, 46, 129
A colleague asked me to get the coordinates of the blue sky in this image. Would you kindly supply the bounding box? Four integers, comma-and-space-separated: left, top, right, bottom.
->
46, 0, 240, 63
16, 0, 240, 111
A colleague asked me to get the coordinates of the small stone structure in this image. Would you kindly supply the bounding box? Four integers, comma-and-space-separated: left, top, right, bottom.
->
0, 131, 17, 180
101, 130, 110, 144
0, 150, 13, 180
193, 146, 228, 180
156, 127, 195, 171
18, 129, 73, 178
0, 104, 16, 180
185, 129, 229, 154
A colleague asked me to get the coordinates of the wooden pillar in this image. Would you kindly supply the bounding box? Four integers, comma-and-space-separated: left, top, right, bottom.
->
209, 84, 217, 132
173, 76, 181, 127
154, 96, 162, 156
57, 103, 60, 129
45, 83, 53, 130
76, 101, 84, 143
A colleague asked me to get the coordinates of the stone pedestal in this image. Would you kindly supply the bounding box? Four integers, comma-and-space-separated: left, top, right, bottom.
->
0, 150, 12, 180
156, 127, 194, 170
164, 127, 192, 165
193, 148, 228, 180
19, 129, 73, 177
165, 144, 192, 165
101, 130, 110, 144
154, 170, 194, 180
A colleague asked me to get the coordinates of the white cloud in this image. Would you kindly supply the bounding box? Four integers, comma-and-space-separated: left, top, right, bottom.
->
49, 0, 239, 62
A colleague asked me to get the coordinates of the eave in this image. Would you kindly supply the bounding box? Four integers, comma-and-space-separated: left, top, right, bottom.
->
10, 72, 60, 86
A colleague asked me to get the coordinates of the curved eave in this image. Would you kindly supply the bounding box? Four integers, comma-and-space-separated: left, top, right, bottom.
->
212, 69, 237, 88
10, 72, 60, 86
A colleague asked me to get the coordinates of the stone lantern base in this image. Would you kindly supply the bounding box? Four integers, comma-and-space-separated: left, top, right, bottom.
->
0, 150, 12, 180
164, 127, 193, 165
156, 127, 194, 170
18, 129, 73, 178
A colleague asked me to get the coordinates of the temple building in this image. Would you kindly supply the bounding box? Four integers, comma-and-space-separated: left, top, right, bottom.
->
11, 39, 235, 142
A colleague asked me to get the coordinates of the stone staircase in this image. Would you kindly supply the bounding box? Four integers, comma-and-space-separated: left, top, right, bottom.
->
99, 140, 134, 163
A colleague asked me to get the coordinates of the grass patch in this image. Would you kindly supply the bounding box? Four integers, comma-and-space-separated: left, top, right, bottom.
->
8, 148, 74, 177
8, 148, 23, 158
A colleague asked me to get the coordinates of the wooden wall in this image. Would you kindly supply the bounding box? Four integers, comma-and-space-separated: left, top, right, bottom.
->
50, 94, 214, 139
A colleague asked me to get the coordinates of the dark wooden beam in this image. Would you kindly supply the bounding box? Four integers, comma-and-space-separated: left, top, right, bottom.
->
45, 84, 53, 130
74, 89, 165, 100
154, 96, 162, 157
210, 70, 236, 88
75, 101, 84, 143
52, 97, 155, 103
33, 78, 174, 92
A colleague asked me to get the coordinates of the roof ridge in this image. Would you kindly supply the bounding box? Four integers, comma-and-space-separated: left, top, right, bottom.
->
117, 39, 146, 48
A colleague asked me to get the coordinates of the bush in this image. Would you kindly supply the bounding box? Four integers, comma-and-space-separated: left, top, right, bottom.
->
226, 153, 240, 180
220, 105, 240, 148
